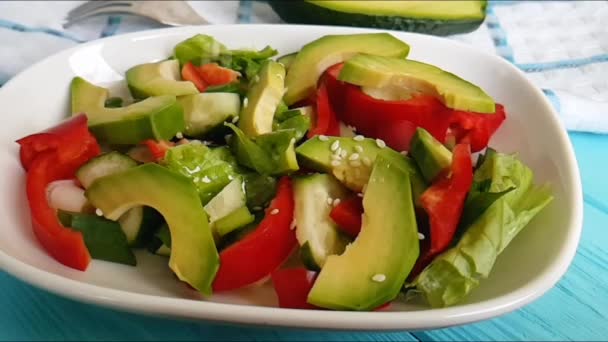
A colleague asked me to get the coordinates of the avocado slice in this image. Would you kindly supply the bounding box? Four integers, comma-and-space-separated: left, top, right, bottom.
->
293, 174, 351, 270
70, 77, 185, 145
276, 52, 298, 70
85, 163, 219, 295
409, 128, 453, 183
307, 153, 420, 310
238, 60, 285, 137
339, 54, 496, 113
283, 33, 410, 105
296, 136, 426, 200
268, 1, 487, 36
126, 59, 198, 99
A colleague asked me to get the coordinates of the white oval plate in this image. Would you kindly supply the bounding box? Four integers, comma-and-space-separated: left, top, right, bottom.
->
0, 25, 582, 331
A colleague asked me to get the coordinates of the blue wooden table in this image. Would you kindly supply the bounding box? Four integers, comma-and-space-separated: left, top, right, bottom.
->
0, 131, 606, 341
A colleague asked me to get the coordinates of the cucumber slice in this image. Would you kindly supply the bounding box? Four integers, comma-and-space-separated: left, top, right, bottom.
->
293, 174, 351, 269
155, 245, 171, 257
179, 92, 241, 137
76, 152, 137, 189
214, 206, 255, 237
203, 177, 247, 223
77, 151, 161, 246
275, 105, 313, 122
118, 206, 163, 247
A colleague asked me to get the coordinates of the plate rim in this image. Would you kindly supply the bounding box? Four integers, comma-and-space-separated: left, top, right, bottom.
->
0, 24, 583, 331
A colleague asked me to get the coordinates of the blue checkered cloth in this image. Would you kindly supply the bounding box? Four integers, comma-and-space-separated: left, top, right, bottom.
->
1, 0, 606, 133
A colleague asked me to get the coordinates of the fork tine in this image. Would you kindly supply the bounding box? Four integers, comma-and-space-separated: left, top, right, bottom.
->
67, 1, 132, 20
63, 6, 134, 28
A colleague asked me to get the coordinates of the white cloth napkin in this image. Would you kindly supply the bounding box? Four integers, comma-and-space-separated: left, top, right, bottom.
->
0, 0, 606, 133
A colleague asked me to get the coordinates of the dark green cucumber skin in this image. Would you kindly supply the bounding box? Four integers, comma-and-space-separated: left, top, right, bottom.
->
268, 1, 486, 36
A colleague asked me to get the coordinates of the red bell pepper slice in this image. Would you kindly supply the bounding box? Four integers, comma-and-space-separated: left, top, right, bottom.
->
329, 196, 363, 238
198, 63, 240, 86
142, 139, 174, 161
449, 104, 507, 153
17, 114, 101, 270
213, 177, 297, 292
271, 267, 319, 309
181, 62, 207, 92
411, 143, 473, 276
325, 65, 451, 145
307, 77, 340, 138
17, 114, 94, 171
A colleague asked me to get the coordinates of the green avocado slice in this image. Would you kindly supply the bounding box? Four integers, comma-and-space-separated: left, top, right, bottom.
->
339, 54, 496, 113
70, 77, 184, 145
126, 59, 198, 99
283, 33, 410, 105
85, 163, 219, 295
307, 153, 420, 310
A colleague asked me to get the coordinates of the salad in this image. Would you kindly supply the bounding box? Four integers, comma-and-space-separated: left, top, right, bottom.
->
16, 32, 553, 310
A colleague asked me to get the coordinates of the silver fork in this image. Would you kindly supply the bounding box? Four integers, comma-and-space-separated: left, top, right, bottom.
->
63, 0, 208, 28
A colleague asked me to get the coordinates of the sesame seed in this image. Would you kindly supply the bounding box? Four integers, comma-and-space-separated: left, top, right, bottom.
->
372, 274, 386, 283
193, 177, 200, 183
326, 197, 333, 205
418, 233, 425, 240
95, 208, 103, 216
353, 135, 364, 141
355, 145, 364, 153
253, 206, 262, 211
228, 175, 234, 180
400, 151, 408, 156
330, 140, 340, 151
331, 160, 341, 167
224, 135, 232, 143
290, 137, 296, 145
202, 176, 211, 184
340, 150, 348, 158
175, 132, 184, 139
357, 192, 364, 198
231, 116, 239, 124
319, 135, 328, 141
290, 219, 297, 230
270, 208, 280, 215
243, 97, 249, 108
362, 157, 372, 167
376, 139, 386, 148
331, 154, 342, 161
333, 198, 341, 207
350, 160, 361, 167
349, 153, 360, 161
334, 147, 343, 156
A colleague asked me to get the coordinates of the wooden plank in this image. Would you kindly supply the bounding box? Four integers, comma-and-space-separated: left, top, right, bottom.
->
0, 273, 420, 341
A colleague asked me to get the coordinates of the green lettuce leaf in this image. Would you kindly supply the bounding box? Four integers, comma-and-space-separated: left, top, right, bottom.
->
173, 34, 277, 80
412, 152, 553, 307
163, 142, 239, 205
225, 123, 299, 176
173, 34, 227, 66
